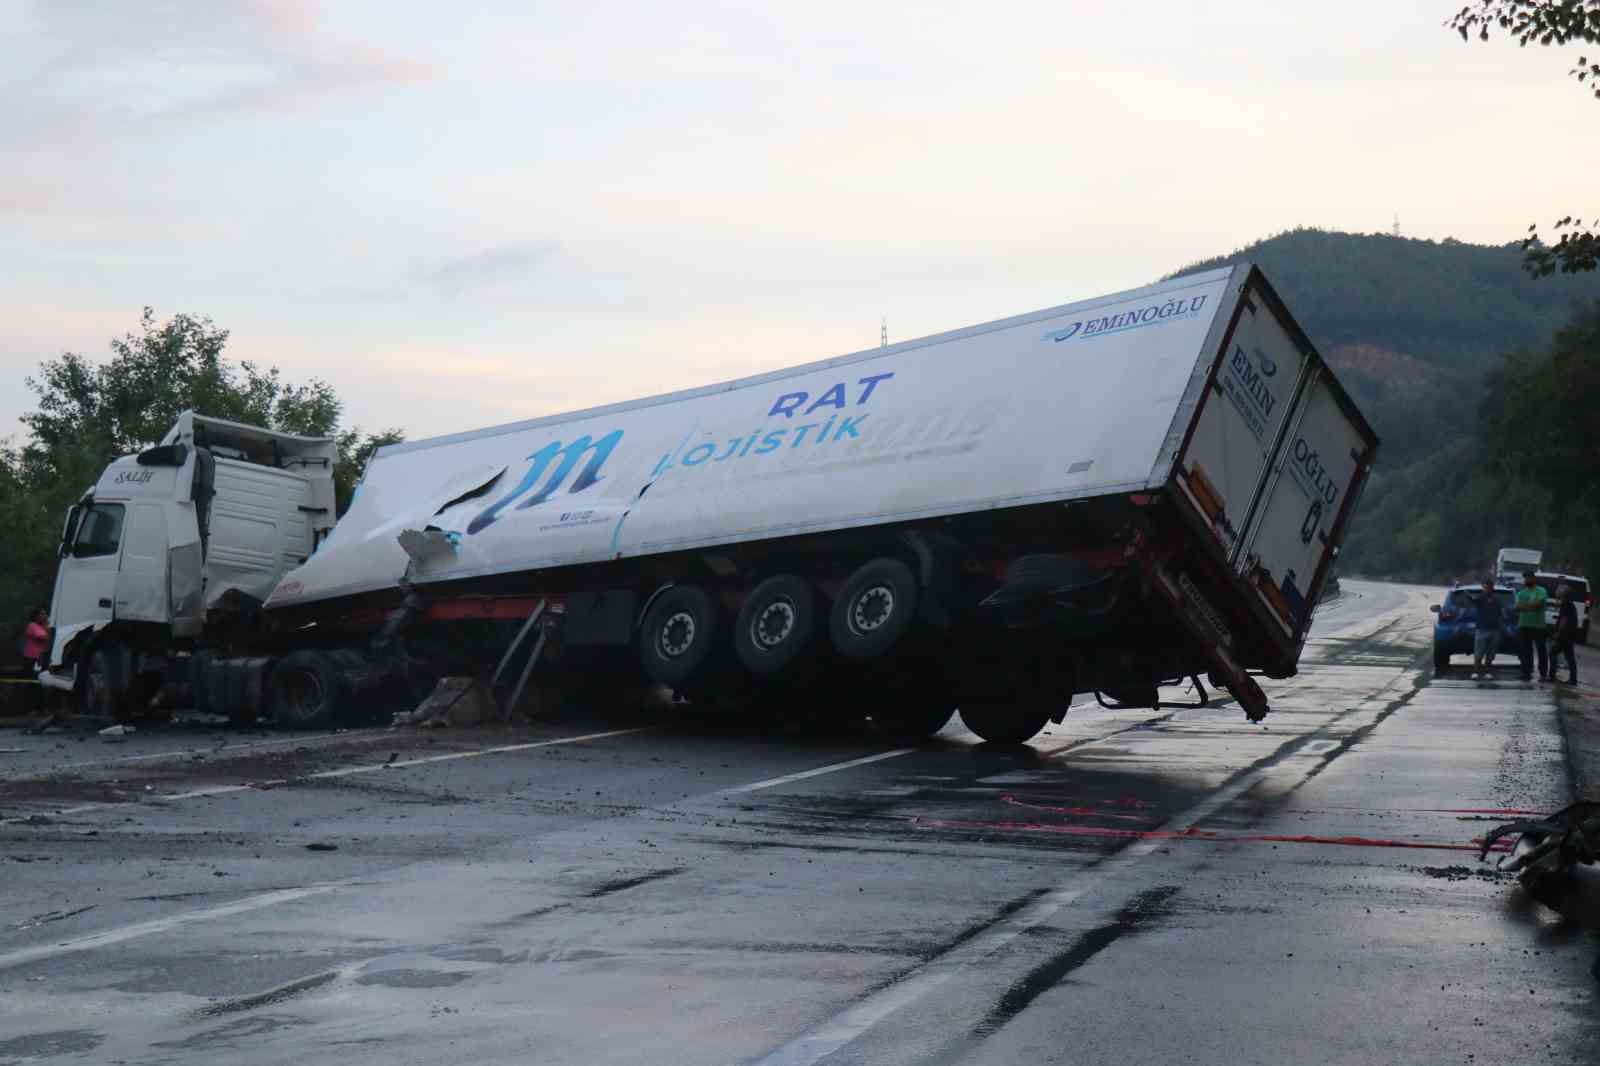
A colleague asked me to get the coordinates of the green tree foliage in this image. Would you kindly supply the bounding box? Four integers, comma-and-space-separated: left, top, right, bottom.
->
0, 310, 401, 634
1169, 227, 1599, 468
1449, 1, 1600, 274
1339, 300, 1600, 581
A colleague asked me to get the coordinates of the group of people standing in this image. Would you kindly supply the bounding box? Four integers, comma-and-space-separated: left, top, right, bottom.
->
1471, 572, 1579, 684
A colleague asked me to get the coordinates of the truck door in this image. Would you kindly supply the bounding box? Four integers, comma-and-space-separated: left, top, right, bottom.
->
1236, 373, 1372, 640
115, 503, 171, 622
49, 501, 126, 649
1177, 289, 1312, 559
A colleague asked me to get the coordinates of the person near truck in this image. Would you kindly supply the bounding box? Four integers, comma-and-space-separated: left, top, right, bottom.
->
1470, 577, 1504, 679
21, 608, 49, 673
1550, 583, 1579, 686
1515, 570, 1550, 682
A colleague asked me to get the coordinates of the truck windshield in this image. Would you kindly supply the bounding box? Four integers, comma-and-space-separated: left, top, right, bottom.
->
73, 503, 126, 558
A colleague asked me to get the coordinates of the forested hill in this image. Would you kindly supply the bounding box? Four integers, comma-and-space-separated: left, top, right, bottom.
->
1166, 228, 1600, 582
1166, 228, 1600, 468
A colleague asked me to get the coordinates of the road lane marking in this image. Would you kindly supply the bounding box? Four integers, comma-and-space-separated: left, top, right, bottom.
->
0, 884, 344, 972
0, 726, 655, 826
751, 665, 1430, 1066
751, 754, 1282, 1066
27, 728, 390, 776
719, 749, 917, 795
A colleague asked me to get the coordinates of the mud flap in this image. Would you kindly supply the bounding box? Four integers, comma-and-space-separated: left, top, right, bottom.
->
1147, 560, 1270, 722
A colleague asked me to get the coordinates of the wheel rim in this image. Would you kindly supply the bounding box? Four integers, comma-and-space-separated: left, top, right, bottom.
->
658, 611, 697, 658
283, 670, 324, 720
850, 585, 895, 635
751, 598, 796, 650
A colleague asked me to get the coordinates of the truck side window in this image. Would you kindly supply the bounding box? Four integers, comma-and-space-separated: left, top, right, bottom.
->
74, 503, 126, 558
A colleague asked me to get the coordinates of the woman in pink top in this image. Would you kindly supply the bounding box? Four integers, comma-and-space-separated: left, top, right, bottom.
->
22, 608, 49, 670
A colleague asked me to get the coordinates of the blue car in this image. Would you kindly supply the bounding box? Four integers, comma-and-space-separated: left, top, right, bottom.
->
1432, 584, 1519, 675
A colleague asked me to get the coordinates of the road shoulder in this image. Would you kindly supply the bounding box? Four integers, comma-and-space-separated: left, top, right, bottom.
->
1560, 644, 1600, 800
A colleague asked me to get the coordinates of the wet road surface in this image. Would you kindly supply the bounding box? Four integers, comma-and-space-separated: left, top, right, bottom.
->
2, 580, 1596, 1064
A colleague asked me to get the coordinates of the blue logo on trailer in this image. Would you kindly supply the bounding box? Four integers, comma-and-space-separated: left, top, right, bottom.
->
1040, 294, 1208, 344
467, 430, 623, 534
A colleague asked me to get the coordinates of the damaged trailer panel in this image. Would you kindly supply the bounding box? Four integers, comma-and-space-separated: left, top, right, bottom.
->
272, 264, 1373, 645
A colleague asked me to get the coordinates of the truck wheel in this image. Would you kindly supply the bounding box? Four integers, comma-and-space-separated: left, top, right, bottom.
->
638, 584, 719, 687
1581, 622, 1590, 647
1433, 648, 1449, 676
959, 704, 1050, 745
734, 575, 816, 677
267, 650, 347, 728
830, 558, 917, 661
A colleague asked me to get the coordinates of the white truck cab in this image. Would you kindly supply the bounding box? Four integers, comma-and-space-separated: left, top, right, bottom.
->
43, 412, 337, 711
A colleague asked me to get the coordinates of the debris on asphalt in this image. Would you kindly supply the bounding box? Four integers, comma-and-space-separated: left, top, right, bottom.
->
1480, 801, 1600, 982
393, 676, 498, 728
98, 724, 135, 736
304, 842, 339, 851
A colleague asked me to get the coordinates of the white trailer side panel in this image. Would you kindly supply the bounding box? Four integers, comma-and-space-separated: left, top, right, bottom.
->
269, 268, 1240, 609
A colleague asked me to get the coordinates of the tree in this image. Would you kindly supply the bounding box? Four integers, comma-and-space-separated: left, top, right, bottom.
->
1449, 2, 1600, 274
0, 309, 402, 631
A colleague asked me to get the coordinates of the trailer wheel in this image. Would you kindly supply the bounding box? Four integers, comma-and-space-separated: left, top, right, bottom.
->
267, 650, 347, 728
638, 584, 720, 687
830, 558, 918, 661
734, 575, 817, 677
958, 704, 1050, 746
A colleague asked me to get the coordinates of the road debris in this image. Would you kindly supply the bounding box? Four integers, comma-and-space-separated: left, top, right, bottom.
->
304, 842, 339, 852
98, 724, 135, 737
393, 676, 498, 728
1480, 801, 1600, 982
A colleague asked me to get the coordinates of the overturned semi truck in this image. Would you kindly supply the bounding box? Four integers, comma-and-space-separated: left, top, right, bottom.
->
42, 263, 1378, 743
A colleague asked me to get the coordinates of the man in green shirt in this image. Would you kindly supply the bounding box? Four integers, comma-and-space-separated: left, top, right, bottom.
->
1515, 570, 1550, 682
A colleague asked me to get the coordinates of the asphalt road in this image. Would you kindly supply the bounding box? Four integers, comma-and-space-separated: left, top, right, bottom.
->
2, 580, 1596, 1065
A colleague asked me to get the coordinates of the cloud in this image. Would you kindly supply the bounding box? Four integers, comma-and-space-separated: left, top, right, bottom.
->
3, 0, 431, 150
408, 241, 562, 297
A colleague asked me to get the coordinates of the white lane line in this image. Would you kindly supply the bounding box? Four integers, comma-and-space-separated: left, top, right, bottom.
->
750, 751, 1292, 1066
33, 728, 389, 775
719, 749, 917, 795
0, 726, 655, 826
0, 884, 343, 972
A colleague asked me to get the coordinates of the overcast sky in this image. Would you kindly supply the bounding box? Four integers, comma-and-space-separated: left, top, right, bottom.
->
4, 0, 1596, 444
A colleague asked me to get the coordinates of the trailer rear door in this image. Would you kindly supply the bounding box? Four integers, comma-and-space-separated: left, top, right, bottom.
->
1174, 287, 1312, 560
1237, 370, 1372, 638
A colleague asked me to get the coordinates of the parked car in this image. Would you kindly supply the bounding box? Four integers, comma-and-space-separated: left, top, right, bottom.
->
1532, 571, 1590, 645
1432, 584, 1519, 674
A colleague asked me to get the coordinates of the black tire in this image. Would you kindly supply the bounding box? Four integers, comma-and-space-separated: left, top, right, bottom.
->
1581, 622, 1590, 647
267, 650, 347, 728
734, 575, 817, 677
1433, 647, 1450, 676
958, 704, 1050, 745
829, 557, 918, 661
638, 584, 720, 688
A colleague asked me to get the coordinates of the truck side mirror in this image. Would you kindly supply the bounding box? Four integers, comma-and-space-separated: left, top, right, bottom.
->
137, 443, 189, 467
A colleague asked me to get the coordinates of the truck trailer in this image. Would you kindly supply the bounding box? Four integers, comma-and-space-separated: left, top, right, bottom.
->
42, 263, 1378, 743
